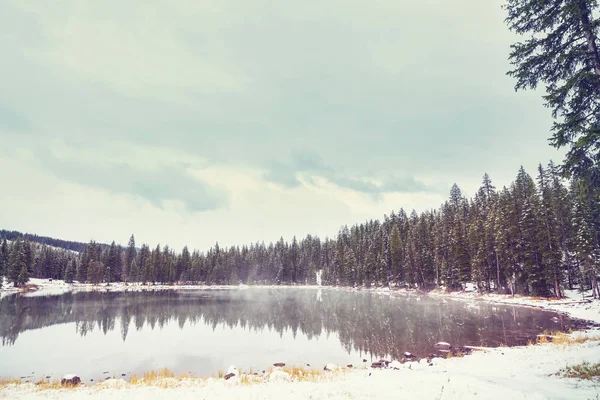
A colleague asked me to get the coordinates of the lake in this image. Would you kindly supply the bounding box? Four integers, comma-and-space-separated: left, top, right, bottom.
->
0, 288, 578, 381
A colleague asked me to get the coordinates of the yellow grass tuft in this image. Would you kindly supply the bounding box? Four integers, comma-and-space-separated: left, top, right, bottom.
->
535, 330, 600, 346
34, 379, 65, 391
557, 362, 600, 381
283, 365, 346, 382
0, 378, 24, 388
0, 365, 353, 392
127, 368, 198, 388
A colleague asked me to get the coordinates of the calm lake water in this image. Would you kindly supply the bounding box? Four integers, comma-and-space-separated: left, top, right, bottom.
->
0, 288, 577, 381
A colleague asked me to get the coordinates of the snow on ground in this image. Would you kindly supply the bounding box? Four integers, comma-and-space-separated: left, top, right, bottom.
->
2, 339, 599, 400
0, 279, 324, 297
424, 287, 600, 325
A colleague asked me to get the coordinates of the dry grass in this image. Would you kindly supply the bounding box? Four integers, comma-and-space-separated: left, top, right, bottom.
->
34, 379, 64, 391
0, 378, 23, 388
128, 368, 198, 388
535, 330, 600, 346
0, 365, 351, 392
557, 362, 600, 381
0, 378, 80, 392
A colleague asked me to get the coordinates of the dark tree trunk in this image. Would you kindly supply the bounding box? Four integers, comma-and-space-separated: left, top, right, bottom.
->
580, 0, 600, 76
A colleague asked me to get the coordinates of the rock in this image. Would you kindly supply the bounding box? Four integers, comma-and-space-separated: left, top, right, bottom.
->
103, 371, 109, 374
324, 364, 338, 371
362, 359, 367, 363
61, 374, 81, 387
371, 361, 386, 368
434, 342, 452, 352
224, 373, 236, 380
273, 363, 286, 367
45, 376, 51, 379
346, 364, 353, 368
403, 352, 417, 361
226, 365, 238, 377
306, 363, 310, 367
121, 374, 126, 377
451, 347, 473, 357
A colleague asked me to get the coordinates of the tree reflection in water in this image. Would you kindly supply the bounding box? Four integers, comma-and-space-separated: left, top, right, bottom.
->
0, 289, 575, 360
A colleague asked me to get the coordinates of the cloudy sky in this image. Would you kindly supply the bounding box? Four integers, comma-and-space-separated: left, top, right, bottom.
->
0, 0, 563, 250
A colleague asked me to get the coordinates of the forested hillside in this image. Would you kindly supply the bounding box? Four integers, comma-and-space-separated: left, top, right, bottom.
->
1, 162, 599, 298
0, 230, 96, 253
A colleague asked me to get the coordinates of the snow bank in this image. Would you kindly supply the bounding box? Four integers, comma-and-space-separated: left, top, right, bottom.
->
426, 288, 600, 324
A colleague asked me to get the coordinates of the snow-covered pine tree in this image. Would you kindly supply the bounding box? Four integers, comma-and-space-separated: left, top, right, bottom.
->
64, 258, 76, 283
389, 225, 402, 285
123, 234, 136, 283
0, 238, 8, 288
572, 179, 600, 298
8, 239, 24, 286
537, 164, 565, 297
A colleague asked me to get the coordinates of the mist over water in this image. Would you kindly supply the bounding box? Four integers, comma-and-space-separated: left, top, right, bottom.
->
0, 288, 576, 381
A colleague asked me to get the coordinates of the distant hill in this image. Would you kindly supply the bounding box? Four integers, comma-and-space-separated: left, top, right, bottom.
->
0, 229, 106, 253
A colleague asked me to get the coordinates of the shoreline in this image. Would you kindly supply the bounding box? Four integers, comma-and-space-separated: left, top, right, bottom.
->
4, 278, 600, 324
1, 280, 599, 399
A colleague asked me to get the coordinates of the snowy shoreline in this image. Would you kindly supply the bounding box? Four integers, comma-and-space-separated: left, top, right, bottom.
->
2, 279, 600, 399
3, 278, 600, 324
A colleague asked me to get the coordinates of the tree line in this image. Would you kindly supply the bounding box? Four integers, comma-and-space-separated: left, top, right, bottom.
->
1, 162, 598, 298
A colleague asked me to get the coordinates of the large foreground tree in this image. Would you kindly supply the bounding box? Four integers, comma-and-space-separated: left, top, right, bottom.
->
505, 0, 600, 180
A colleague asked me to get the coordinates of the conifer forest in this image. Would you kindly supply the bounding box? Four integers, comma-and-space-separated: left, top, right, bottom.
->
2, 162, 598, 298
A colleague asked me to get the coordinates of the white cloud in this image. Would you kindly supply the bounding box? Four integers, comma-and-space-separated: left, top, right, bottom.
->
0, 0, 566, 249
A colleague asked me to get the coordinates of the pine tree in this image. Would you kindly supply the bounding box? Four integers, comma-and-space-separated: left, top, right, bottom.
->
572, 180, 600, 297
0, 238, 8, 288
505, 0, 600, 179
106, 241, 119, 283
151, 244, 161, 284
389, 225, 402, 285
124, 234, 136, 283
64, 259, 76, 283
8, 239, 27, 287
129, 258, 139, 283
17, 263, 29, 286
138, 244, 152, 284
537, 164, 565, 297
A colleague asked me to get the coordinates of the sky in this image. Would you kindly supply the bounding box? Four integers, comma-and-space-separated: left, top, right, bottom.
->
0, 0, 565, 251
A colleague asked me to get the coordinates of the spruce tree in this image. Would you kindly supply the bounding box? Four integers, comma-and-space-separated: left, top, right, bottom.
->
0, 238, 7, 288
64, 259, 76, 283
572, 180, 600, 297
389, 225, 402, 284
106, 241, 119, 283
124, 234, 136, 283
17, 263, 29, 286
8, 239, 27, 287
537, 164, 565, 297
505, 0, 600, 179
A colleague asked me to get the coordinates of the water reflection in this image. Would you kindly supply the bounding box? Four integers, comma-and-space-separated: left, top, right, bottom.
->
0, 288, 575, 361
